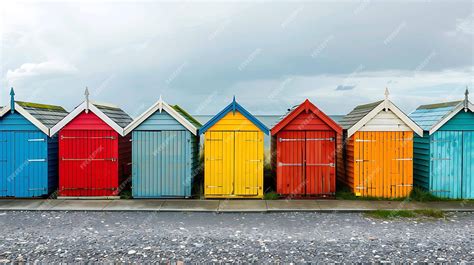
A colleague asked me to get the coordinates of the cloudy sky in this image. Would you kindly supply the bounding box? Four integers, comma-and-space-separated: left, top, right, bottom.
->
1, 1, 473, 117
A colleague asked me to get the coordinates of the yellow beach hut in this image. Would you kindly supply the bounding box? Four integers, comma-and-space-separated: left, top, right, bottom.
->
199, 97, 269, 199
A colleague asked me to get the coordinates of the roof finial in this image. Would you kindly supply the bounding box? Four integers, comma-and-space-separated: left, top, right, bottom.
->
384, 87, 390, 111
464, 87, 469, 112
232, 95, 236, 115
85, 87, 90, 113
10, 87, 15, 114
158, 94, 163, 113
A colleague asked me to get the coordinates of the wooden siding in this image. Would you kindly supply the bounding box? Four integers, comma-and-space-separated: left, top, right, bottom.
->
132, 130, 193, 198
47, 135, 59, 194
430, 131, 463, 198
439, 111, 474, 131
281, 111, 333, 131
359, 110, 411, 132
134, 110, 187, 131
0, 112, 38, 131
62, 111, 112, 131
207, 111, 259, 132
413, 132, 430, 190
463, 132, 474, 198
347, 131, 413, 198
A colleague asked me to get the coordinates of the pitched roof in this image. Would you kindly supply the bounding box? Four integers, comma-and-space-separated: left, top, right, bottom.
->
172, 105, 202, 128
339, 100, 383, 130
124, 97, 200, 136
50, 101, 132, 136
198, 98, 269, 135
409, 98, 474, 134
0, 101, 69, 135
409, 101, 462, 131
94, 103, 133, 128
340, 99, 423, 137
271, 99, 342, 135
15, 101, 69, 129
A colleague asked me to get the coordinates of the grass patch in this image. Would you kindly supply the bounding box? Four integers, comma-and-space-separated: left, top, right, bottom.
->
264, 191, 280, 200
408, 188, 450, 202
120, 190, 132, 200
414, 209, 445, 218
365, 209, 444, 219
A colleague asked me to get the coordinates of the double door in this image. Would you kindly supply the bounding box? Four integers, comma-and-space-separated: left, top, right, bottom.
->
277, 131, 336, 196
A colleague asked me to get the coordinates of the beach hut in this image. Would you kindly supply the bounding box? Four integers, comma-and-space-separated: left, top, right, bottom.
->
337, 89, 423, 198
270, 99, 342, 197
50, 89, 133, 197
0, 88, 68, 197
199, 97, 269, 199
124, 96, 201, 198
409, 89, 473, 199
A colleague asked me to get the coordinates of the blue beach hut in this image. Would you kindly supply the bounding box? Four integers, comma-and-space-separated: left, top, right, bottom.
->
410, 89, 474, 199
0, 88, 68, 197
124, 96, 201, 198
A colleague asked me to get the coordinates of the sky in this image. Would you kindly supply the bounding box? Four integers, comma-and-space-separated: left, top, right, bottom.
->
1, 0, 473, 117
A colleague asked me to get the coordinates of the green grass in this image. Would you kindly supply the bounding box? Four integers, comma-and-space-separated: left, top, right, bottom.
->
264, 191, 280, 200
120, 190, 132, 200
408, 188, 451, 202
365, 209, 444, 219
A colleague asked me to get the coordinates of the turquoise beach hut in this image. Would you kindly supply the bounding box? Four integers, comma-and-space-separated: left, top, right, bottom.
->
124, 96, 201, 198
410, 89, 474, 199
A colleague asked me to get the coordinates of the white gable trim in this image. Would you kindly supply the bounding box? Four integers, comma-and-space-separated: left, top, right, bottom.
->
0, 104, 50, 135
124, 99, 198, 136
429, 102, 474, 135
50, 101, 125, 136
347, 100, 423, 137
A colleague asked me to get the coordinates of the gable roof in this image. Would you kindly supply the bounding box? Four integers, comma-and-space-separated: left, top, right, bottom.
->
410, 100, 474, 135
50, 101, 132, 136
172, 105, 202, 129
0, 101, 69, 136
340, 98, 423, 137
271, 99, 342, 135
198, 98, 269, 135
339, 100, 383, 130
124, 97, 200, 135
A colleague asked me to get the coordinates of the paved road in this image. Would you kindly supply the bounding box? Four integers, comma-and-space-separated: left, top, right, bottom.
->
0, 211, 472, 263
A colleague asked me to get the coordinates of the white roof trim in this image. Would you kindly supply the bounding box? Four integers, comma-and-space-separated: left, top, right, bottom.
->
124, 98, 198, 136
0, 105, 11, 117
347, 100, 423, 137
429, 101, 474, 135
0, 103, 50, 135
50, 101, 125, 136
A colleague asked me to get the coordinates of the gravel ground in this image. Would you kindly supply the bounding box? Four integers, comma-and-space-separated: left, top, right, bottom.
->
0, 211, 472, 263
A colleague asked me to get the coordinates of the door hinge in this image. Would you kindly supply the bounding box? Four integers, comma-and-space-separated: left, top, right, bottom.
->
355, 159, 375, 162
306, 163, 335, 167
278, 162, 303, 167
28, 159, 46, 162
28, 138, 45, 142
62, 157, 117, 162
306, 138, 335, 142
279, 138, 305, 142
431, 158, 451, 161
355, 139, 376, 142
393, 158, 412, 161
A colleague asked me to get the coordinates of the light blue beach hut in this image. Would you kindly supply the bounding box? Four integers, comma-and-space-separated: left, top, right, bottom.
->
124, 96, 201, 198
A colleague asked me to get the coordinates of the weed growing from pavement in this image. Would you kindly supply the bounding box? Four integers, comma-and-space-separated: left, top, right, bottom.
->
263, 191, 280, 200
365, 209, 445, 219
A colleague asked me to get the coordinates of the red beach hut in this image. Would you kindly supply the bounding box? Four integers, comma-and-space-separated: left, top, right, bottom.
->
50, 89, 133, 197
271, 100, 342, 197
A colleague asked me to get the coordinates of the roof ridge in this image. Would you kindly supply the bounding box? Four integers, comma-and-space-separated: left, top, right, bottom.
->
416, 100, 463, 110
